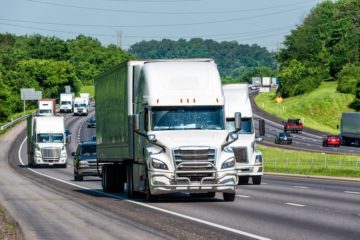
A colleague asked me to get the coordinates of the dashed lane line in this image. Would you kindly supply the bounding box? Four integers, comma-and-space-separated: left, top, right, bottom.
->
285, 203, 306, 207
18, 137, 271, 240
344, 191, 360, 195
293, 186, 309, 189
236, 195, 251, 198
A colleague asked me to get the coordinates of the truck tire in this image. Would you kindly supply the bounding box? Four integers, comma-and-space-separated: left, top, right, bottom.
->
238, 176, 249, 185
102, 165, 125, 193
223, 192, 236, 202
252, 176, 262, 185
145, 175, 158, 202
126, 164, 142, 199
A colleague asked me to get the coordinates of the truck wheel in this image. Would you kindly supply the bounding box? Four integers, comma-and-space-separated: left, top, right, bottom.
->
145, 176, 158, 202
126, 164, 141, 199
252, 176, 262, 185
223, 192, 236, 202
238, 176, 249, 185
103, 165, 125, 193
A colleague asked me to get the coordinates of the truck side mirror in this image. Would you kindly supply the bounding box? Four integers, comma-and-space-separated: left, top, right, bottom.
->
259, 119, 265, 136
235, 112, 242, 131
133, 114, 140, 131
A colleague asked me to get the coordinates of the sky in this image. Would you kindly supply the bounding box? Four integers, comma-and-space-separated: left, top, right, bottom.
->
0, 0, 324, 51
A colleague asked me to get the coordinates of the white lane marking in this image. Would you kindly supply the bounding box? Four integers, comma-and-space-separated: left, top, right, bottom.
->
285, 203, 306, 207
18, 137, 271, 240
344, 191, 360, 195
236, 195, 251, 198
293, 186, 309, 189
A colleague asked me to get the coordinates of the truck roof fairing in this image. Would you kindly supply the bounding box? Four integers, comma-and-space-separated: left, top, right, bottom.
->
141, 61, 224, 106
34, 116, 65, 133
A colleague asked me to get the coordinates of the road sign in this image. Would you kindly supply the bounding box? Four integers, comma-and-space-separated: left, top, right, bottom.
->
64, 85, 71, 93
20, 88, 42, 100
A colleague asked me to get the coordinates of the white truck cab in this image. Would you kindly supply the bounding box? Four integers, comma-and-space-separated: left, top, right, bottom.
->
73, 97, 88, 116
27, 115, 67, 167
223, 84, 265, 185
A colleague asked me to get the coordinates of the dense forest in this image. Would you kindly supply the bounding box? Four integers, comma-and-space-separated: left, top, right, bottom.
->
277, 0, 360, 110
0, 34, 132, 121
129, 38, 277, 82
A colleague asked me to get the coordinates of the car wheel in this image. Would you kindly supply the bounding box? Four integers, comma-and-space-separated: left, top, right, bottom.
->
252, 176, 262, 185
74, 170, 83, 181
223, 192, 236, 202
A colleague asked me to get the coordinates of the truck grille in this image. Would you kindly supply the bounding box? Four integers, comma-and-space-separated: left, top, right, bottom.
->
41, 147, 61, 160
173, 147, 216, 182
232, 147, 248, 163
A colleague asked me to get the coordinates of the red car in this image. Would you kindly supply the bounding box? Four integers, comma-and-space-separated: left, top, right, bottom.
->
284, 119, 303, 133
322, 135, 341, 147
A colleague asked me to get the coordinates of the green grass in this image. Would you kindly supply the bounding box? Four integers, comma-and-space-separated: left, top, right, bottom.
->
258, 145, 360, 178
0, 109, 35, 135
255, 81, 355, 134
80, 85, 94, 98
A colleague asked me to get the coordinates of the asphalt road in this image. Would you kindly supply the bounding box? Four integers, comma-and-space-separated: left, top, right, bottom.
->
250, 90, 360, 155
1, 107, 359, 240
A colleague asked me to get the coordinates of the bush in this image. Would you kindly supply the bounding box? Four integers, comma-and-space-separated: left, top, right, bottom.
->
349, 99, 360, 111
337, 64, 360, 94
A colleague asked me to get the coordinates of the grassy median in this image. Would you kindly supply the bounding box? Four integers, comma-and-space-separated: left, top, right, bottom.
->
258, 145, 360, 178
254, 81, 355, 134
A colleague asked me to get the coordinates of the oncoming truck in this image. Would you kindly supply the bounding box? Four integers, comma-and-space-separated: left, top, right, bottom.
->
96, 59, 241, 201
27, 115, 67, 167
223, 84, 265, 185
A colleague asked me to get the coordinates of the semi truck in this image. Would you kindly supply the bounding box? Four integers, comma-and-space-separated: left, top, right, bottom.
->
38, 99, 56, 116
340, 112, 360, 147
59, 93, 74, 113
223, 84, 265, 185
73, 97, 88, 116
95, 59, 240, 201
27, 115, 67, 167
80, 93, 90, 106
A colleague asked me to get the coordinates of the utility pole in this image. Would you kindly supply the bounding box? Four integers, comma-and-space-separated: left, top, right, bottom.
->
117, 30, 122, 49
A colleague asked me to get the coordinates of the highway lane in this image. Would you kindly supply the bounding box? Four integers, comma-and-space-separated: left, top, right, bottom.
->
7, 109, 360, 240
250, 91, 360, 155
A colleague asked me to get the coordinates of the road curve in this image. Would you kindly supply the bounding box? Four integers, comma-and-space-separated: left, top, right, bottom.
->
1, 108, 360, 239
250, 91, 360, 155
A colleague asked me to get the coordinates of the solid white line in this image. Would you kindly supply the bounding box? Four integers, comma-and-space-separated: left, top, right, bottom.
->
236, 195, 251, 198
18, 137, 271, 240
344, 191, 360, 195
285, 203, 306, 207
293, 186, 309, 189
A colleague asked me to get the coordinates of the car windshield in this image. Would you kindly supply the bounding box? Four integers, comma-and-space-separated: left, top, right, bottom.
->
288, 119, 300, 124
226, 118, 253, 134
61, 101, 71, 105
89, 118, 96, 123
279, 132, 290, 137
80, 145, 96, 156
152, 106, 224, 130
37, 133, 64, 143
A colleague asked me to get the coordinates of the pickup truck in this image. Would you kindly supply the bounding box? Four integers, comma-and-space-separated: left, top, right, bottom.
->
284, 118, 303, 133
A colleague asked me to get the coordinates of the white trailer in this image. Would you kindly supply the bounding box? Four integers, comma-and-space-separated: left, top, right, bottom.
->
73, 97, 88, 116
27, 115, 67, 167
80, 93, 90, 105
38, 99, 56, 116
59, 93, 74, 113
261, 77, 271, 87
96, 59, 240, 201
223, 84, 265, 185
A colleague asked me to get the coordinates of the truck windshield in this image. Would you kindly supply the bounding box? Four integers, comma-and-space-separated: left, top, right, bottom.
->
61, 101, 71, 105
74, 103, 86, 108
37, 133, 64, 143
226, 118, 253, 134
151, 106, 224, 130
39, 109, 51, 114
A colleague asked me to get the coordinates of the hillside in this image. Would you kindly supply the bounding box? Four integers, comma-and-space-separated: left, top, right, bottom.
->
255, 81, 355, 134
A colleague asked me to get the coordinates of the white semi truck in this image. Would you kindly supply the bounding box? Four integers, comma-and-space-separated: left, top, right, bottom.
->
223, 84, 265, 185
73, 97, 88, 116
27, 115, 67, 167
80, 93, 90, 106
59, 93, 74, 113
96, 59, 240, 201
38, 99, 56, 116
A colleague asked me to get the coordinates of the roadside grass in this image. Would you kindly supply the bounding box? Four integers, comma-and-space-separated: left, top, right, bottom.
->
0, 207, 16, 240
80, 85, 94, 98
255, 81, 355, 134
258, 145, 360, 178
0, 109, 35, 135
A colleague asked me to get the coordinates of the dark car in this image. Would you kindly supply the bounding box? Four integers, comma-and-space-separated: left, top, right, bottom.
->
284, 118, 303, 133
65, 129, 72, 143
87, 117, 96, 128
72, 142, 102, 181
322, 135, 341, 147
275, 131, 292, 144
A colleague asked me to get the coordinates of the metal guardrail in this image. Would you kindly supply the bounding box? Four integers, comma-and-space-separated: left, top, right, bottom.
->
0, 114, 30, 131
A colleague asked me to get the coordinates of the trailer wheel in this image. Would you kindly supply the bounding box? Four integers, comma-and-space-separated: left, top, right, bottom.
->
102, 165, 124, 192
223, 192, 236, 202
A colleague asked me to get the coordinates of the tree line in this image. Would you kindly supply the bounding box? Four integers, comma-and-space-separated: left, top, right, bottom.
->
0, 34, 132, 121
277, 0, 360, 110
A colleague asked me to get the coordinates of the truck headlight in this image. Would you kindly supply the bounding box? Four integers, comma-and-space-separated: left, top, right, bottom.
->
151, 158, 168, 170
223, 146, 233, 153
35, 150, 41, 157
221, 157, 235, 169
255, 155, 263, 164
